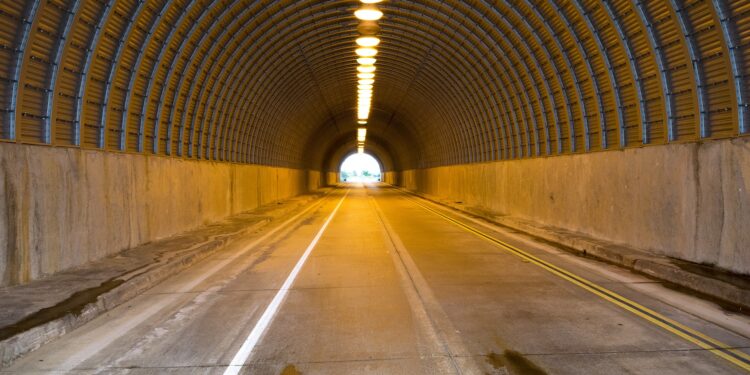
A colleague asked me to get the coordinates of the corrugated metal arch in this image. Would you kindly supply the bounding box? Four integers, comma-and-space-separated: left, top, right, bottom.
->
1, 0, 748, 170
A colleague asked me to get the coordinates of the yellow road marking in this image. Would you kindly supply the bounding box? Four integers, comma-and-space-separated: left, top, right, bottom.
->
403, 194, 750, 372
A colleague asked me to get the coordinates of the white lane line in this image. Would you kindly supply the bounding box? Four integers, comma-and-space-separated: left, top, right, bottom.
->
53, 194, 332, 371
223, 190, 349, 375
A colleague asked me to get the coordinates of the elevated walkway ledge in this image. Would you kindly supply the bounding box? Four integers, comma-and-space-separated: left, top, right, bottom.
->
397, 187, 750, 313
0, 191, 327, 367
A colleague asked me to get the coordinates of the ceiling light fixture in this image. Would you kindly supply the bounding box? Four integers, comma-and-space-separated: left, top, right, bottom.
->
355, 47, 378, 57
357, 57, 376, 65
357, 65, 376, 73
356, 36, 380, 47
354, 8, 383, 21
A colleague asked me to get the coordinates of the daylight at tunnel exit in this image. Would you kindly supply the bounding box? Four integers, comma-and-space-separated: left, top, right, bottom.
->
1, 0, 750, 374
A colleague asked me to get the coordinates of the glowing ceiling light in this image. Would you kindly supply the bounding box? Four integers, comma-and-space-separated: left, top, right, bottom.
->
358, 146, 364, 154
358, 128, 367, 137
356, 36, 380, 47
358, 79, 375, 85
357, 65, 376, 73
357, 73, 375, 79
358, 84, 373, 90
361, 0, 382, 3
355, 47, 378, 57
357, 57, 376, 65
358, 120, 367, 124
355, 8, 383, 21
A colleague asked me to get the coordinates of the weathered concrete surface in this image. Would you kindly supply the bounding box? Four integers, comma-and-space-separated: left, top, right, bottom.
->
398, 137, 750, 274
0, 143, 313, 286
0, 193, 322, 366
398, 189, 750, 310
383, 171, 399, 185
4, 185, 748, 374
324, 171, 338, 186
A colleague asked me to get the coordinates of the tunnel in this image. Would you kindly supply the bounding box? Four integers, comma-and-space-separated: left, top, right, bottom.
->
1, 0, 750, 373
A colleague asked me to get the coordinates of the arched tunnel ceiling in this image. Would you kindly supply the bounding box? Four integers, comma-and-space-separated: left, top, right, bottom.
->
1, 0, 749, 170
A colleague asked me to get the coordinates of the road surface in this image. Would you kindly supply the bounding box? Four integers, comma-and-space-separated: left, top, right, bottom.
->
3, 184, 750, 374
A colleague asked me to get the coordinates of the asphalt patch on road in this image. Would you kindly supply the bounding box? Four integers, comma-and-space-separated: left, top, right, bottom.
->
280, 364, 302, 375
487, 350, 547, 375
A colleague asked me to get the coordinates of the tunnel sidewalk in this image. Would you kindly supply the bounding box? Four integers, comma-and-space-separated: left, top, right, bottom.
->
401, 188, 750, 313
0, 192, 325, 367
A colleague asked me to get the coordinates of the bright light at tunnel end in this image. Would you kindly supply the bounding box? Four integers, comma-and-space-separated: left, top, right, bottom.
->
341, 153, 381, 182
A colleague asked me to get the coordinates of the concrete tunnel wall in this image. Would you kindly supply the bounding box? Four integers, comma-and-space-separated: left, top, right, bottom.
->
2, 0, 750, 284
0, 143, 318, 286
397, 137, 750, 275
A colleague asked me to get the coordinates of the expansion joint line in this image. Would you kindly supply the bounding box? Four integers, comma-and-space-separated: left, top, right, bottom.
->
366, 188, 464, 374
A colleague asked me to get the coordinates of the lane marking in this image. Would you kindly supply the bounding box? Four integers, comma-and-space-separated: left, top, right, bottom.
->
397, 190, 750, 373
223, 190, 350, 375
368, 192, 492, 375
52, 192, 335, 371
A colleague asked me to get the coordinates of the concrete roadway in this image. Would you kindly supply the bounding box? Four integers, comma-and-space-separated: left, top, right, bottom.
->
3, 184, 750, 374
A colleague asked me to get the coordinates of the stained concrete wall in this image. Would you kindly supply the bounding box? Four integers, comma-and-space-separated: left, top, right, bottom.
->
308, 170, 323, 191
324, 172, 338, 186
0, 143, 313, 286
399, 137, 750, 275
382, 171, 399, 185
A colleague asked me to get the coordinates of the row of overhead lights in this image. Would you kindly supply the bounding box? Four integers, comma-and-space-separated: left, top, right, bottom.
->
354, 0, 383, 153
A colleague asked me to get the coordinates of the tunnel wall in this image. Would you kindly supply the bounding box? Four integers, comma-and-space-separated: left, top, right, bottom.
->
0, 143, 313, 286
399, 137, 750, 275
383, 171, 399, 186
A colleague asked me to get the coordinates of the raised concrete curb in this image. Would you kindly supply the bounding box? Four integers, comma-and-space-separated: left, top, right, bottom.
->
0, 194, 322, 367
398, 187, 750, 312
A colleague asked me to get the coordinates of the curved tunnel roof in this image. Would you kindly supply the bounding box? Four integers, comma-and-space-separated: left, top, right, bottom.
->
1, 0, 749, 171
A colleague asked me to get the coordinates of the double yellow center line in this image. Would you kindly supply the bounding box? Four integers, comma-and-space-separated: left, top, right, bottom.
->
406, 195, 750, 372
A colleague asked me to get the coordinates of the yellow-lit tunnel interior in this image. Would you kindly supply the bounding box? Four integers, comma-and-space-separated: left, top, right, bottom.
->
1, 0, 750, 283
3, 0, 748, 168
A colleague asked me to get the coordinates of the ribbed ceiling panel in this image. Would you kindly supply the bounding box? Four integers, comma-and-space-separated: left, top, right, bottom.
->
1, 0, 748, 170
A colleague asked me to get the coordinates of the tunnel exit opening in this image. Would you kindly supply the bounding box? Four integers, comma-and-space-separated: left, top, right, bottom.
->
340, 153, 382, 182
